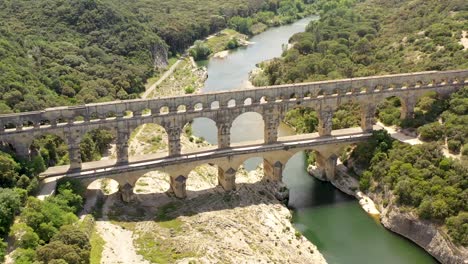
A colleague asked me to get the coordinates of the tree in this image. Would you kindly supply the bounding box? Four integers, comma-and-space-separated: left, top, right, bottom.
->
9, 223, 40, 249
189, 40, 212, 61
0, 188, 21, 236
0, 151, 20, 188
446, 212, 468, 246
0, 238, 6, 263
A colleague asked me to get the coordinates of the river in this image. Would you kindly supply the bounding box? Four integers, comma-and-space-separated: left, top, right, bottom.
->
193, 16, 437, 264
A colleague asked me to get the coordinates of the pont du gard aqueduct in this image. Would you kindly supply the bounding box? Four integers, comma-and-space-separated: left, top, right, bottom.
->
1, 70, 466, 201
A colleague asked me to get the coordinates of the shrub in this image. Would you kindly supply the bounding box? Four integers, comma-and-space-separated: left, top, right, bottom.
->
462, 144, 468, 156
190, 41, 211, 61
226, 38, 240, 49
446, 212, 468, 246
418, 122, 445, 141
447, 140, 461, 153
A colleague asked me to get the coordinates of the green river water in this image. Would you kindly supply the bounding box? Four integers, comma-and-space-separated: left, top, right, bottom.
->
193, 16, 437, 264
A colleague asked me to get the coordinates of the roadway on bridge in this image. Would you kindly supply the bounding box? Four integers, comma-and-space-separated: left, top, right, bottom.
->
40, 126, 381, 179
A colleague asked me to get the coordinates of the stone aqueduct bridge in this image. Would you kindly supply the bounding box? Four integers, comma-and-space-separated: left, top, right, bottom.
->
0, 70, 466, 199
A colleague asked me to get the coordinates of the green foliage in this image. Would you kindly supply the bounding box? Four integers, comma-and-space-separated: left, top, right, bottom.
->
80, 129, 115, 162
284, 107, 318, 133
226, 38, 240, 49
190, 40, 212, 61
0, 0, 164, 111
10, 223, 40, 249
261, 0, 468, 85
12, 248, 36, 264
377, 97, 402, 126
418, 122, 445, 141
0, 188, 22, 236
354, 132, 467, 244
351, 130, 393, 168
184, 85, 195, 94
462, 144, 468, 156
0, 238, 6, 263
446, 212, 468, 246
0, 151, 20, 188
228, 16, 254, 35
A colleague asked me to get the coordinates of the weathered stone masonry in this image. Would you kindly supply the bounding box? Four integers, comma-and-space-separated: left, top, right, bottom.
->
0, 70, 466, 200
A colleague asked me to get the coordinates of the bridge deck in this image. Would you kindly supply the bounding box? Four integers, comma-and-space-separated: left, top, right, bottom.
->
41, 126, 381, 179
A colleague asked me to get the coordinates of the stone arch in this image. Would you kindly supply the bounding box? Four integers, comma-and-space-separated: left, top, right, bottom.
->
134, 170, 171, 194
182, 117, 217, 154
375, 95, 404, 126
193, 102, 204, 111
128, 123, 168, 158
177, 105, 187, 112
85, 178, 120, 196
243, 97, 253, 105
30, 132, 68, 167
160, 106, 169, 114
235, 156, 265, 183
89, 112, 99, 121
186, 163, 219, 192
332, 101, 361, 130
2, 121, 16, 131
230, 111, 265, 145
227, 99, 236, 107
105, 111, 117, 119
211, 101, 220, 109
21, 120, 34, 129
73, 115, 85, 123
80, 128, 117, 163
283, 105, 318, 135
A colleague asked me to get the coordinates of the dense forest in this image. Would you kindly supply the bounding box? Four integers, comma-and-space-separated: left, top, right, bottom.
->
262, 0, 468, 247
0, 0, 312, 113
0, 1, 314, 262
256, 0, 468, 85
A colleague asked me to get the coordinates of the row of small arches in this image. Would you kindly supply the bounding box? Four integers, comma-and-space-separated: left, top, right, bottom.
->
1, 78, 463, 131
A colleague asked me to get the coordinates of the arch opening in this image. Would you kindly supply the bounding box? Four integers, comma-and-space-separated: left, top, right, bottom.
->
177, 105, 187, 112
74, 116, 85, 123
244, 98, 253, 105
182, 118, 217, 154
80, 128, 116, 163
283, 106, 318, 135
228, 99, 236, 107
134, 170, 171, 194
106, 111, 117, 119
160, 106, 169, 115
30, 133, 68, 168
332, 102, 361, 130
236, 157, 264, 184
194, 103, 203, 111
376, 96, 402, 127
230, 112, 264, 145
129, 123, 168, 158
86, 178, 119, 196
211, 101, 220, 109
186, 163, 219, 192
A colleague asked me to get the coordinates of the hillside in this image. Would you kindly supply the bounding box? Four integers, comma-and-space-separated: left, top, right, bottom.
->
0, 0, 312, 113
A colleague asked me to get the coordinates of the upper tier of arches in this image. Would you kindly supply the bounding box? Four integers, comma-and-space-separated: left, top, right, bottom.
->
0, 70, 466, 133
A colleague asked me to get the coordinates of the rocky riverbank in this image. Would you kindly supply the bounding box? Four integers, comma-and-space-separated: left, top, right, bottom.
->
96, 166, 326, 263
308, 161, 468, 264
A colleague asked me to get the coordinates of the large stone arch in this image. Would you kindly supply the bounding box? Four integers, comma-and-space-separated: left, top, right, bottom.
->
230, 111, 265, 146
128, 122, 169, 159
181, 117, 218, 154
